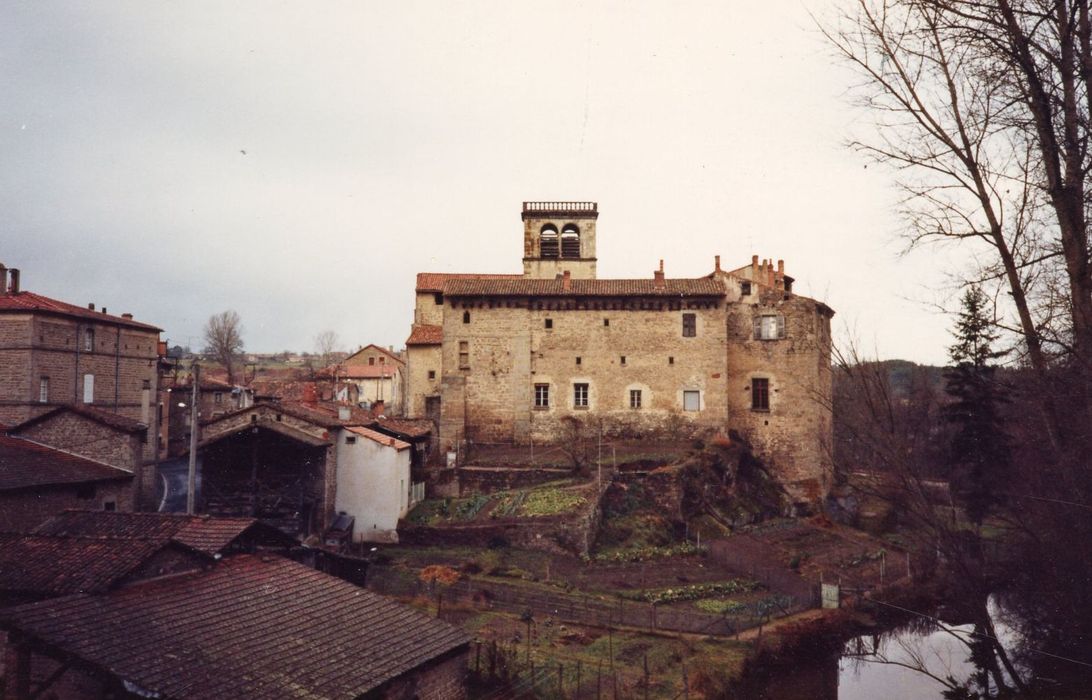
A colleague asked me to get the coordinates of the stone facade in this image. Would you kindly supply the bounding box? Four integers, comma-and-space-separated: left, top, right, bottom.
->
0, 480, 133, 532
0, 269, 162, 464
404, 203, 835, 504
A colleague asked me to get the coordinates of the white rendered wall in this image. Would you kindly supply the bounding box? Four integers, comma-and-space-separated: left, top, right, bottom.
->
335, 433, 411, 542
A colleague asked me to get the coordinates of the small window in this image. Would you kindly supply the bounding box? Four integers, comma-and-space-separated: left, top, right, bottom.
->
459, 341, 469, 369
534, 383, 550, 408
683, 390, 701, 411
752, 378, 770, 411
214, 392, 223, 404
668, 356, 674, 365
753, 314, 785, 340
630, 389, 642, 409
275, 414, 282, 422
463, 311, 471, 324
142, 379, 151, 390
39, 376, 49, 403
428, 370, 436, 380
84, 328, 94, 352
434, 293, 444, 305
741, 281, 752, 295
545, 318, 553, 329
575, 357, 582, 366
346, 436, 357, 444
82, 374, 94, 404
574, 383, 589, 408
369, 357, 375, 366
103, 500, 117, 512
379, 356, 385, 364
603, 319, 610, 327
620, 356, 626, 366
682, 313, 696, 337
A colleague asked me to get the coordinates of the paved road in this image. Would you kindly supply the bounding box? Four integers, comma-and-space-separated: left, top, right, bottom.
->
157, 458, 201, 513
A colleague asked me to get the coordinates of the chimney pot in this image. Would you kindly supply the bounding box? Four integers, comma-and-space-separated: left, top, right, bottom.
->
778, 259, 784, 274
88, 303, 95, 311
659, 259, 664, 272
714, 255, 721, 272
101, 307, 107, 314
8, 269, 18, 294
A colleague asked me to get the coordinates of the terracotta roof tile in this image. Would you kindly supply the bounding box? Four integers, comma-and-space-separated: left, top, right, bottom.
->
415, 272, 521, 293
0, 533, 174, 596
338, 364, 399, 379
0, 436, 132, 492
406, 324, 443, 346
373, 417, 432, 439
443, 277, 727, 297
0, 291, 161, 331
10, 404, 147, 435
0, 555, 470, 699
347, 426, 411, 450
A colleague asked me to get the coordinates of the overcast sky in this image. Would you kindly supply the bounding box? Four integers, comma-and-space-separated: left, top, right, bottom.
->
1, 1, 970, 364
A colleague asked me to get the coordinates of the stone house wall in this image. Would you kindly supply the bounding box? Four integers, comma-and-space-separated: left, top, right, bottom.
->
0, 480, 134, 532
404, 344, 441, 419
375, 648, 469, 700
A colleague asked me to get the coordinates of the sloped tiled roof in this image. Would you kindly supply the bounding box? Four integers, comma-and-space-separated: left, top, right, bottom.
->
443, 277, 727, 297
343, 344, 405, 366
0, 291, 161, 331
416, 272, 521, 293
0, 555, 470, 699
373, 417, 432, 439
0, 436, 132, 492
0, 533, 173, 596
406, 324, 443, 346
347, 426, 411, 451
339, 364, 399, 379
10, 404, 147, 435
32, 510, 292, 556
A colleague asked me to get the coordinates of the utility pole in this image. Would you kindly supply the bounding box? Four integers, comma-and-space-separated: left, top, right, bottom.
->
186, 362, 199, 515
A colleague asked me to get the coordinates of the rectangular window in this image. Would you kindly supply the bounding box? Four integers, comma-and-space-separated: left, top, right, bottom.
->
84, 328, 94, 352
428, 370, 436, 380
214, 392, 223, 404
753, 314, 785, 340
379, 356, 385, 364
39, 376, 49, 403
603, 319, 610, 327
458, 341, 469, 369
369, 357, 375, 365
683, 390, 700, 411
534, 383, 550, 408
620, 356, 626, 366
545, 318, 553, 329
574, 383, 589, 408
682, 313, 696, 337
434, 293, 444, 305
575, 357, 582, 366
741, 281, 752, 295
82, 374, 94, 404
346, 436, 357, 444
752, 378, 770, 410
102, 500, 117, 512
630, 389, 642, 409
668, 356, 674, 365
463, 311, 471, 324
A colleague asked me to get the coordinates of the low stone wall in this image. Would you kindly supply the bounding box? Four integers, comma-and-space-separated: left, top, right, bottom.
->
454, 467, 573, 495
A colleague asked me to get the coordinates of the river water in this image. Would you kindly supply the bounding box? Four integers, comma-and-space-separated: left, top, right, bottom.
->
750, 598, 1025, 699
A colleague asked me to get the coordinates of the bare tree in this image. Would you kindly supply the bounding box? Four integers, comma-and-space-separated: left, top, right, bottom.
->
203, 310, 244, 384
314, 329, 341, 369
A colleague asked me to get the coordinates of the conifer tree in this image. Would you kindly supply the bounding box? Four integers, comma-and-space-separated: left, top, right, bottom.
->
944, 286, 1008, 526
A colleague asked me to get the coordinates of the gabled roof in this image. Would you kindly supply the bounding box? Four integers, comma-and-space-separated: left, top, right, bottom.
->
346, 426, 411, 451
406, 324, 443, 346
442, 277, 727, 297
10, 404, 147, 435
373, 417, 432, 440
0, 533, 179, 597
32, 510, 297, 556
0, 290, 161, 331
0, 435, 132, 492
0, 555, 470, 700
339, 364, 399, 379
343, 343, 405, 367
416, 271, 521, 293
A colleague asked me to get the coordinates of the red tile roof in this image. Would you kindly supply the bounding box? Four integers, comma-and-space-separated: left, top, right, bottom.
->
0, 291, 161, 331
416, 272, 521, 293
0, 436, 132, 492
0, 533, 175, 596
11, 404, 147, 435
343, 344, 405, 366
347, 426, 411, 451
443, 277, 727, 297
32, 510, 295, 556
1, 555, 470, 699
373, 417, 432, 439
406, 323, 443, 346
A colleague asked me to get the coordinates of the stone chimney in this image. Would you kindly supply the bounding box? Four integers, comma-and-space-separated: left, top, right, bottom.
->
88, 303, 95, 311
776, 259, 785, 290
8, 268, 19, 294
0, 264, 6, 296
751, 255, 759, 279
653, 260, 665, 289
561, 269, 571, 292
714, 255, 721, 272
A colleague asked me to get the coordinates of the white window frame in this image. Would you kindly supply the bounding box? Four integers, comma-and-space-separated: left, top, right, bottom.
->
573, 383, 589, 408
534, 383, 550, 409
754, 314, 786, 340
630, 389, 642, 409
683, 390, 701, 412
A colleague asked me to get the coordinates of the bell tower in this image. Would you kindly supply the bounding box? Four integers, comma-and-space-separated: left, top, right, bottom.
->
521, 201, 598, 279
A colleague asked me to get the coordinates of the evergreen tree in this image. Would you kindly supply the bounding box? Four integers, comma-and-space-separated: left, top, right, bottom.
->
944, 286, 1009, 526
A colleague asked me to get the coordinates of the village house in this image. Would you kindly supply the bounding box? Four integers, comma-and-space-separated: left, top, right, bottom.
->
404, 202, 834, 505
160, 374, 255, 458
333, 343, 405, 414
0, 512, 469, 699
0, 265, 163, 466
